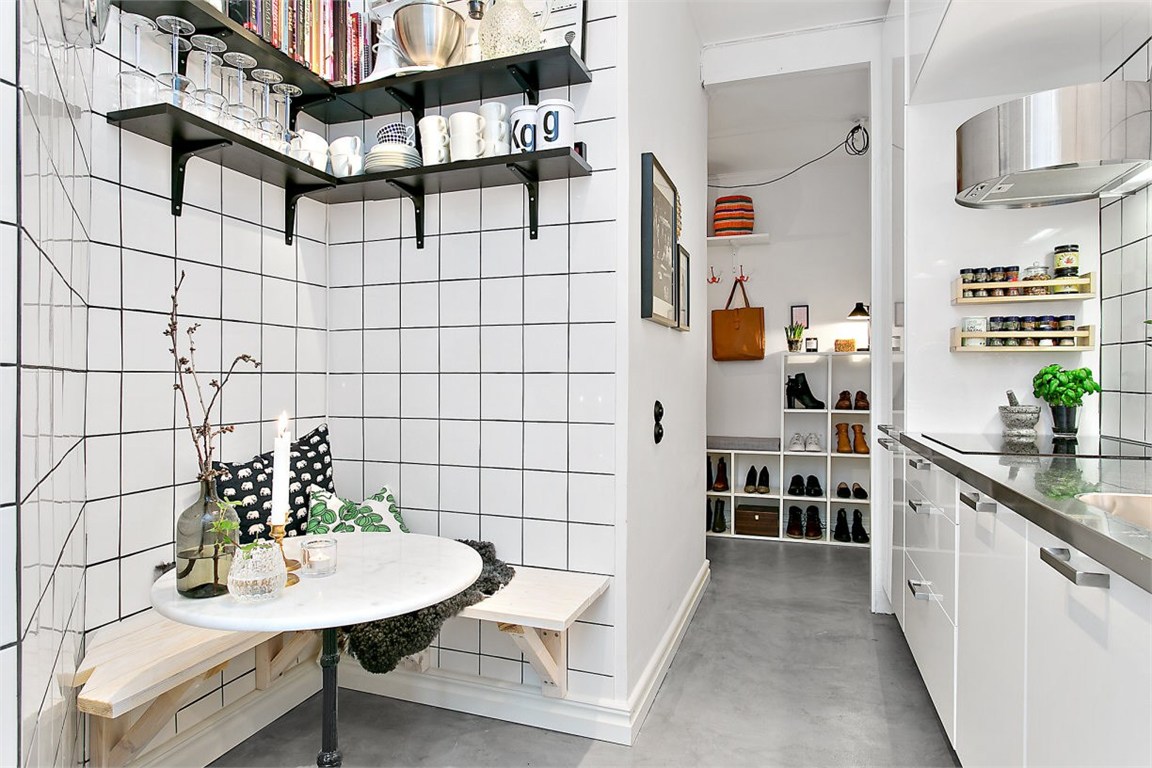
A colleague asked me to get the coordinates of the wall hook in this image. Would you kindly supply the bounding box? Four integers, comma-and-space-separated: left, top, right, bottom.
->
736, 264, 749, 283
707, 266, 721, 284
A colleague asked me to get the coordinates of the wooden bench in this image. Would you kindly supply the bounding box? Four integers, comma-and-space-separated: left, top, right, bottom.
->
73, 612, 317, 767
459, 567, 609, 698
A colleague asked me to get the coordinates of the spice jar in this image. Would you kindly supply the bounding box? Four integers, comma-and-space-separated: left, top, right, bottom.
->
1021, 337, 1038, 347
1004, 337, 1021, 347
1038, 338, 1055, 347
1038, 315, 1058, 332
973, 267, 989, 283
974, 288, 990, 298
1059, 337, 1076, 347
962, 288, 975, 298
1002, 316, 1021, 331
988, 316, 1004, 332
1058, 315, 1076, 331
989, 266, 1006, 283
1053, 244, 1079, 277
1004, 265, 1020, 282
988, 337, 1005, 347
991, 287, 1006, 297
1021, 315, 1038, 331
960, 268, 975, 283
1023, 263, 1051, 295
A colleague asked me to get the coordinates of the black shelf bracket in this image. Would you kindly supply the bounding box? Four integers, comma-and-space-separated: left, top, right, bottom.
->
386, 179, 425, 249
285, 181, 335, 245
507, 64, 540, 104
172, 139, 231, 216
291, 94, 336, 130
385, 87, 426, 152
507, 163, 540, 240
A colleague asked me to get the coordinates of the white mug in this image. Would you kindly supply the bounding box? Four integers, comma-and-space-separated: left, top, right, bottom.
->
293, 129, 328, 153
535, 99, 575, 149
448, 111, 486, 137
417, 115, 447, 135
479, 102, 508, 142
329, 135, 362, 157
420, 128, 449, 147
422, 143, 450, 165
510, 105, 537, 153
330, 152, 363, 178
482, 139, 510, 158
450, 134, 485, 161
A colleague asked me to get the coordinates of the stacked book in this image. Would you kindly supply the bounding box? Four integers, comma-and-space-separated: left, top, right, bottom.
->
227, 0, 378, 86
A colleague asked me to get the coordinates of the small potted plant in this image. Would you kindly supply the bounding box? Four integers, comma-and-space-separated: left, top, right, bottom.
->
1031, 364, 1101, 436
785, 323, 805, 352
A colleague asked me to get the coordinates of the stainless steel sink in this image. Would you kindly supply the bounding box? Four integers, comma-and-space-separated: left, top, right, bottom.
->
1077, 493, 1152, 531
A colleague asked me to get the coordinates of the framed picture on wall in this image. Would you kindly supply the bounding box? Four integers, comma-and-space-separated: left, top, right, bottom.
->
676, 246, 690, 331
790, 304, 810, 328
641, 152, 679, 327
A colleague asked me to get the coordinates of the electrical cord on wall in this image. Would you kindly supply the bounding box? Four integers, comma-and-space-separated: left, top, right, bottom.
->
708, 123, 870, 189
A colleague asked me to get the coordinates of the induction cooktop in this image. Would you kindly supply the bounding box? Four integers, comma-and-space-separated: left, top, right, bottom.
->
922, 433, 1152, 459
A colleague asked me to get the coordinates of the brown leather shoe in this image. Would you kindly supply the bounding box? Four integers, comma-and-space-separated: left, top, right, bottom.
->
853, 424, 870, 454
712, 457, 729, 491
786, 506, 804, 538
835, 423, 852, 453
855, 390, 870, 410
834, 390, 852, 410
804, 506, 823, 539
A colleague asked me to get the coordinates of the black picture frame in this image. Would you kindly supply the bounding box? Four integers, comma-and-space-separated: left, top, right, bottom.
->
790, 304, 810, 328
676, 246, 690, 331
641, 152, 678, 327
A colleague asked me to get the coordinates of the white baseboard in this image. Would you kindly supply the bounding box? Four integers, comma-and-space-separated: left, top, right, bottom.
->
343, 559, 712, 747
134, 663, 321, 768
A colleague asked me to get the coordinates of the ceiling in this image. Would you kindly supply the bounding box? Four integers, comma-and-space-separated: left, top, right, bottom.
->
688, 0, 891, 46
707, 64, 871, 177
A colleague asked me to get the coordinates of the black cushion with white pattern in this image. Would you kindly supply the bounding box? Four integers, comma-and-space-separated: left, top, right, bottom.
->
213, 424, 334, 543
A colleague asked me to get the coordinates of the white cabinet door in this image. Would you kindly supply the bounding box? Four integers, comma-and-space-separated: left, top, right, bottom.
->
1025, 523, 1152, 767
956, 487, 1026, 767
904, 551, 957, 744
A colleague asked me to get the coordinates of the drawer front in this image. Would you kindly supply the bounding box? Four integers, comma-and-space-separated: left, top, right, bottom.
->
734, 506, 779, 537
904, 552, 957, 746
905, 487, 958, 624
904, 455, 957, 524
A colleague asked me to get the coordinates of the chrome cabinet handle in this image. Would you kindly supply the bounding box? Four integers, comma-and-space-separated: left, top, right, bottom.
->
908, 498, 932, 515
959, 491, 997, 513
878, 437, 897, 451
907, 579, 935, 600
908, 457, 931, 471
1040, 547, 1110, 589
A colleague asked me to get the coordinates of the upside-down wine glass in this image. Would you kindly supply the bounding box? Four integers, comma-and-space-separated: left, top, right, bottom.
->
117, 13, 158, 109
155, 15, 197, 109
189, 34, 228, 123
250, 68, 285, 150
222, 51, 259, 139
273, 82, 303, 154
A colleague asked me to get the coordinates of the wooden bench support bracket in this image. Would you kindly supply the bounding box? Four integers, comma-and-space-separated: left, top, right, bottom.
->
498, 622, 567, 698
256, 631, 319, 690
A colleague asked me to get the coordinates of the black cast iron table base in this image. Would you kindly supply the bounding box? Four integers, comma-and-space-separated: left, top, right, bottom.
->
317, 627, 341, 767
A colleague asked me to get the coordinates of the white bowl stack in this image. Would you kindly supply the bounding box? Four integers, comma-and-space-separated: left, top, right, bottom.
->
364, 142, 422, 173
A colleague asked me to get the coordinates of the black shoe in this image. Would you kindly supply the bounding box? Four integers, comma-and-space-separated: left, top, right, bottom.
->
744, 466, 758, 493
852, 483, 868, 500
786, 506, 804, 538
756, 466, 771, 494
791, 372, 826, 409
712, 500, 727, 533
836, 482, 851, 498
852, 510, 869, 544
706, 500, 714, 532
787, 473, 805, 496
805, 475, 823, 497
712, 457, 729, 492
804, 506, 823, 539
785, 376, 798, 409
833, 509, 851, 542
707, 455, 714, 491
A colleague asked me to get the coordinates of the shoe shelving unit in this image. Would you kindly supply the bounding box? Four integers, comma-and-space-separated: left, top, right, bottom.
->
705, 352, 871, 547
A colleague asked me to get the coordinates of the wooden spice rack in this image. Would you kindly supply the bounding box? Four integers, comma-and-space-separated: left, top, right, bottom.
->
949, 326, 1096, 352
951, 273, 1096, 305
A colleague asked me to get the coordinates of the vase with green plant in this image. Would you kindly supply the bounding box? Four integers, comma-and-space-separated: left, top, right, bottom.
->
167, 272, 260, 598
785, 323, 805, 352
1031, 364, 1101, 436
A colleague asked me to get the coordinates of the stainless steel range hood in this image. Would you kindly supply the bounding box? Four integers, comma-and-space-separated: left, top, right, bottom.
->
956, 81, 1152, 208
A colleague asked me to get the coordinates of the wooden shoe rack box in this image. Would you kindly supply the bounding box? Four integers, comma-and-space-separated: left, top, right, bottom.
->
734, 505, 780, 537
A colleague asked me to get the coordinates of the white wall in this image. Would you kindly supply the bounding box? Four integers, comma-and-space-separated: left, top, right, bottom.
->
705, 161, 872, 439
622, 0, 708, 696
904, 95, 1101, 436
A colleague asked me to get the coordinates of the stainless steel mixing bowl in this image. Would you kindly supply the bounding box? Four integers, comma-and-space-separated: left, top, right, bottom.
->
393, 2, 466, 68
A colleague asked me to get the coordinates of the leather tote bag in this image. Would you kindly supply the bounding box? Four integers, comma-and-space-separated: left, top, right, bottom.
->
711, 279, 765, 361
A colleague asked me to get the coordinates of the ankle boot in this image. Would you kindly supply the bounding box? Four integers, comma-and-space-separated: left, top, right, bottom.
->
713, 457, 730, 491
756, 466, 771, 494
836, 482, 851, 499
744, 466, 758, 493
852, 482, 868, 500
835, 423, 851, 453
804, 506, 823, 539
791, 372, 825, 409
706, 500, 714, 531
834, 390, 852, 410
711, 500, 727, 533
785, 376, 798, 409
786, 506, 804, 538
787, 474, 805, 496
805, 475, 823, 497
855, 390, 870, 411
852, 510, 870, 543
707, 455, 714, 491
853, 424, 870, 454
833, 509, 851, 542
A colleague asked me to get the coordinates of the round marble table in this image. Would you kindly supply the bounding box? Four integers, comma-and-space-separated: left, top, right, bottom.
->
152, 533, 482, 767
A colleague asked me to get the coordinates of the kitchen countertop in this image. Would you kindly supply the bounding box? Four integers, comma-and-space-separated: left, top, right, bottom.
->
886, 428, 1152, 594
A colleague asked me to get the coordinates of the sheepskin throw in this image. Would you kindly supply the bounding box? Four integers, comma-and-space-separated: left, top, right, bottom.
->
344, 540, 515, 674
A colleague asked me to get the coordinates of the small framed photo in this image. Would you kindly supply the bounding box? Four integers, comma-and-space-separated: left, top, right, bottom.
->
676, 246, 690, 331
641, 152, 679, 328
790, 304, 810, 329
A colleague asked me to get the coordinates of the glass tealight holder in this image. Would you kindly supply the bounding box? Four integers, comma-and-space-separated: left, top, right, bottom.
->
301, 538, 337, 578
227, 541, 287, 602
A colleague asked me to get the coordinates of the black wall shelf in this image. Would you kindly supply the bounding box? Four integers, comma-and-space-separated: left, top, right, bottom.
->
108, 104, 592, 247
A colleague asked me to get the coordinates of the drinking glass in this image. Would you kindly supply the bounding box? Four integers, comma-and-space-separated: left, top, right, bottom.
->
301, 538, 337, 578
155, 15, 197, 109
251, 68, 285, 149
189, 34, 228, 123
222, 51, 259, 139
117, 13, 158, 109
273, 83, 303, 153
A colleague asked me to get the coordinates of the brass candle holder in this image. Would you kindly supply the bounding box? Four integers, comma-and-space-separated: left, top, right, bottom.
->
270, 523, 301, 587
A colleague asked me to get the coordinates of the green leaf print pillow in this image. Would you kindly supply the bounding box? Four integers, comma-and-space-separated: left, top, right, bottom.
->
305, 485, 409, 535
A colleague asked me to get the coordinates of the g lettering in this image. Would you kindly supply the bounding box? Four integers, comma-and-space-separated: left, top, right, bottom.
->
542, 110, 559, 143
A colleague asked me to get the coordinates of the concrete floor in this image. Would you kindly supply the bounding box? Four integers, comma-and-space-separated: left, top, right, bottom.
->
214, 538, 959, 767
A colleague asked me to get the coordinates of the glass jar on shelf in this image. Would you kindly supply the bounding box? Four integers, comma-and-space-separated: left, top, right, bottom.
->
1023, 263, 1051, 295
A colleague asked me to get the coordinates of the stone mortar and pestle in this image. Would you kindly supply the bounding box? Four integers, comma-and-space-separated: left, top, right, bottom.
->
1000, 390, 1041, 441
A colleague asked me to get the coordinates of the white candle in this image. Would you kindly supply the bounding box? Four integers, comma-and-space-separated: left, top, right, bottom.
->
270, 412, 291, 526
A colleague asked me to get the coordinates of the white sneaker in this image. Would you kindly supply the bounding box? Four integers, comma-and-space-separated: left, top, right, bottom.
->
805, 433, 822, 452
788, 433, 805, 452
